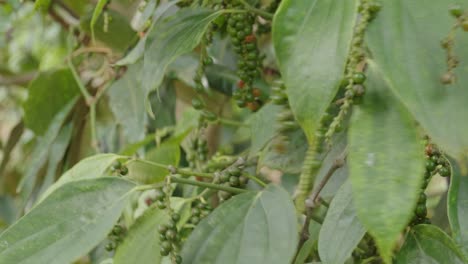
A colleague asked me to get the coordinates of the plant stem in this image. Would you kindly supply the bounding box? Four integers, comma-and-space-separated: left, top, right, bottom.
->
178, 169, 214, 179
89, 104, 100, 153
134, 182, 165, 191
307, 149, 347, 207
170, 176, 248, 194
217, 118, 248, 127
243, 173, 267, 187
67, 57, 92, 104
238, 0, 274, 19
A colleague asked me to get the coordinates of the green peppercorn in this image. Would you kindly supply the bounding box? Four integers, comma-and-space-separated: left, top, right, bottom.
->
449, 4, 463, 18
105, 242, 115, 251
439, 167, 450, 177
161, 241, 172, 252
159, 233, 167, 241
202, 110, 217, 122
228, 167, 242, 177
158, 224, 168, 234
160, 247, 170, 256
112, 225, 123, 235
229, 176, 240, 186
111, 161, 122, 171
418, 193, 426, 204
166, 219, 177, 230
171, 213, 180, 222
415, 204, 427, 218
120, 166, 128, 175
165, 229, 177, 241
192, 98, 204, 110
426, 160, 436, 171
175, 255, 183, 264
352, 72, 366, 84
156, 200, 166, 209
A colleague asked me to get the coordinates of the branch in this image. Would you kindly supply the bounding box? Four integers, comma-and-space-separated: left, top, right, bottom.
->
306, 148, 347, 208
0, 72, 37, 86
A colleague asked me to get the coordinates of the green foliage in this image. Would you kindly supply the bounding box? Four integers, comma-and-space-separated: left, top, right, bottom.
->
1, 1, 468, 264
273, 0, 358, 141
0, 177, 135, 264
181, 185, 297, 264
349, 66, 425, 262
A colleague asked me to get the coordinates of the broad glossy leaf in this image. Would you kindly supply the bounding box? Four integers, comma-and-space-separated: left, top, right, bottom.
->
348, 65, 425, 262
318, 181, 366, 264
448, 158, 468, 255
126, 141, 180, 184
0, 177, 135, 264
181, 184, 297, 264
23, 69, 79, 135
142, 8, 223, 97
272, 0, 358, 141
114, 206, 169, 264
39, 153, 124, 201
37, 123, 73, 197
108, 62, 146, 143
115, 1, 180, 66
396, 225, 467, 264
18, 100, 76, 206
80, 10, 135, 53
366, 1, 468, 158
250, 103, 282, 156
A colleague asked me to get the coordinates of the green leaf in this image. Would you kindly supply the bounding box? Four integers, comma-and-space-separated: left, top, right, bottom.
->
23, 69, 80, 135
142, 8, 223, 101
39, 153, 124, 202
318, 181, 366, 264
0, 177, 135, 264
272, 0, 358, 141
181, 184, 297, 264
115, 0, 180, 66
18, 100, 77, 206
114, 206, 169, 264
348, 65, 425, 262
90, 0, 108, 43
366, 0, 468, 158
108, 62, 146, 142
396, 225, 467, 264
127, 140, 180, 184
250, 103, 282, 156
80, 10, 135, 53
448, 158, 468, 255
37, 123, 74, 197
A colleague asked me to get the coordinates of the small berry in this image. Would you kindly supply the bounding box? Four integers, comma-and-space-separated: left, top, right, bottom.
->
112, 225, 123, 235
161, 241, 172, 252
418, 193, 427, 204
156, 200, 166, 209
415, 204, 427, 218
111, 161, 122, 171
120, 166, 129, 175
449, 4, 463, 18
229, 176, 240, 187
190, 216, 200, 224
158, 225, 168, 235
228, 167, 242, 177
171, 213, 181, 222
439, 167, 450, 177
105, 242, 115, 251
426, 160, 436, 171
191, 208, 201, 217
440, 72, 454, 84
352, 72, 366, 84
175, 255, 183, 264
165, 229, 177, 241
160, 247, 170, 256
192, 98, 204, 110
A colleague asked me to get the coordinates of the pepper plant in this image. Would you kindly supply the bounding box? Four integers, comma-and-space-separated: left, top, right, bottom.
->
0, 0, 467, 263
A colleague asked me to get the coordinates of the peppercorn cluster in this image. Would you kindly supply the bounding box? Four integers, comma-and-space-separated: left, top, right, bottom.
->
105, 225, 126, 252
111, 160, 128, 176
325, 0, 381, 143
214, 158, 248, 201
226, 2, 263, 111
188, 201, 213, 225
410, 143, 451, 226
187, 137, 209, 169
158, 213, 183, 263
